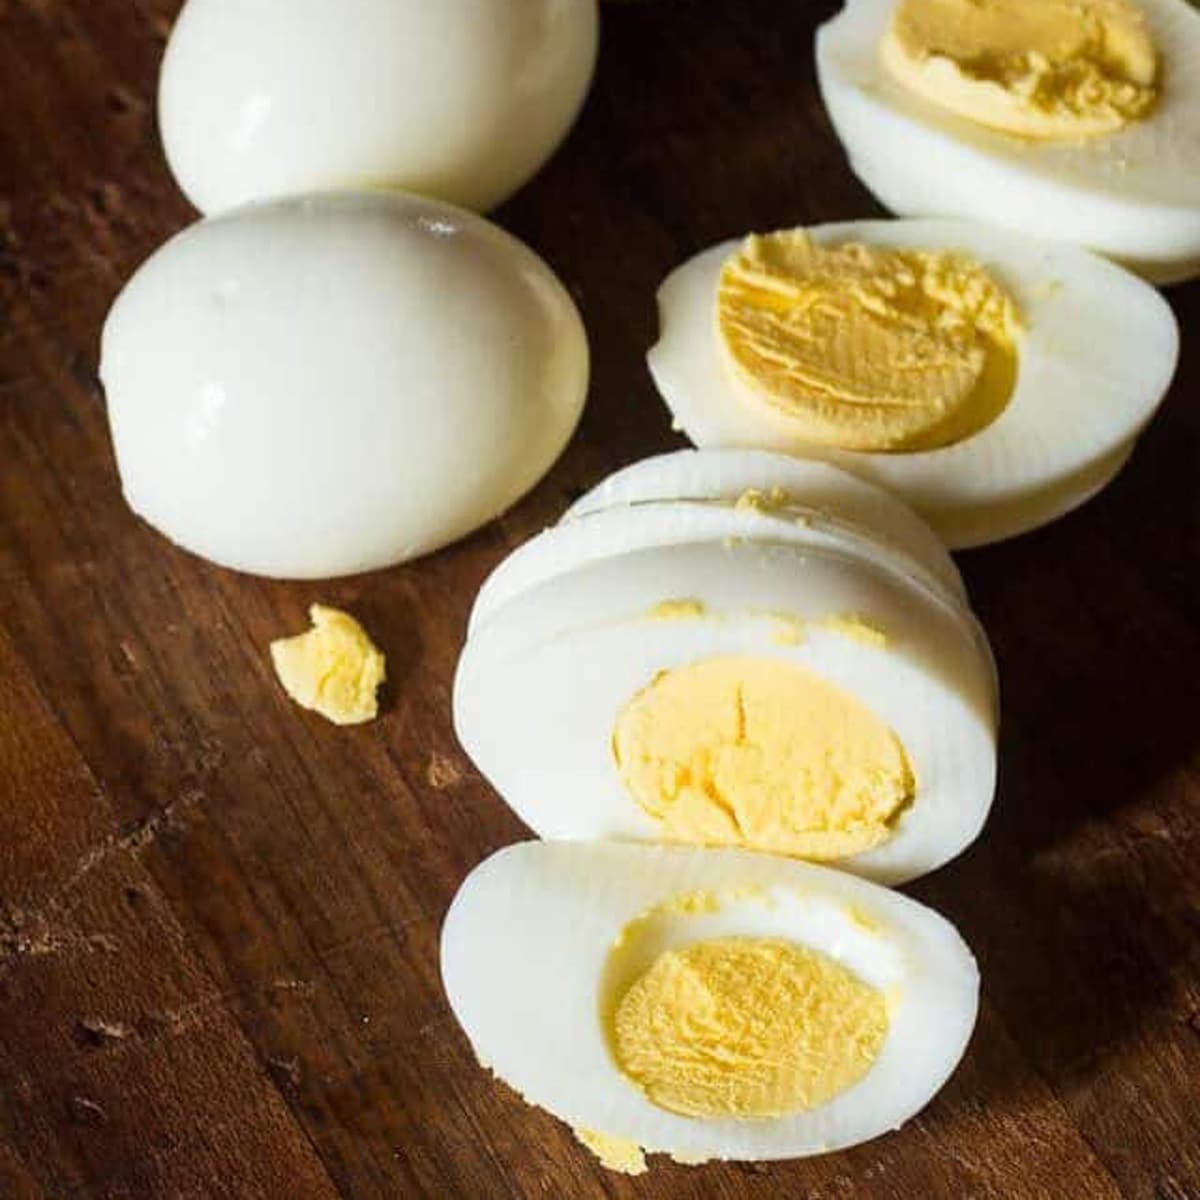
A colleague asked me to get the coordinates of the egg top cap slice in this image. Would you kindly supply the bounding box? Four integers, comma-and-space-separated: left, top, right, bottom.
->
470, 452, 969, 641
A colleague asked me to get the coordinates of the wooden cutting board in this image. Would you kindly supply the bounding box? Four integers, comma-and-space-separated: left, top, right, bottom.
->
1, 1, 1198, 1196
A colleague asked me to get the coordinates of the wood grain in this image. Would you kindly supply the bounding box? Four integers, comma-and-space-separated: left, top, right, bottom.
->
1, 1, 1198, 1196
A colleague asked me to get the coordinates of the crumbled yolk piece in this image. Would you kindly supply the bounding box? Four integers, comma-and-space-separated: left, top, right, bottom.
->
717, 230, 1020, 451
270, 604, 385, 726
612, 936, 888, 1119
646, 598, 707, 622
734, 486, 791, 514
819, 614, 889, 648
881, 0, 1158, 140
612, 655, 914, 860
573, 1128, 648, 1175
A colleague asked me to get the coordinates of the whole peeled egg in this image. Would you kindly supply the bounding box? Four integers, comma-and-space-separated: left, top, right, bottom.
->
99, 192, 588, 579
159, 0, 600, 215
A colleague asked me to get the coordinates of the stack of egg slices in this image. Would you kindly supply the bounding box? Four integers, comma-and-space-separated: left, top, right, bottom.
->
446, 449, 994, 1172
446, 0, 1195, 1179
91, 0, 1198, 1182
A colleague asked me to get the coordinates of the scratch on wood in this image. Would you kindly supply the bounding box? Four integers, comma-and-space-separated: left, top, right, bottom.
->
0, 913, 119, 972
0, 792, 205, 978
75, 1017, 133, 1048
270, 978, 316, 994
266, 1054, 303, 1089
66, 1096, 107, 1127
136, 976, 318, 1041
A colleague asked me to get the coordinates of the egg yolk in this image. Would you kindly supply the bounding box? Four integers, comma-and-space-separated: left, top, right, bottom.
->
612, 936, 888, 1119
716, 230, 1020, 452
612, 655, 914, 861
572, 1128, 648, 1175
881, 0, 1159, 140
270, 604, 385, 726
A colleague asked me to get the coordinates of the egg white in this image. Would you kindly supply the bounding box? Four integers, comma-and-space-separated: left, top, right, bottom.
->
563, 449, 967, 605
455, 516, 996, 885
647, 218, 1179, 548
816, 0, 1200, 282
441, 841, 979, 1162
470, 497, 968, 645
100, 192, 588, 580
160, 0, 599, 215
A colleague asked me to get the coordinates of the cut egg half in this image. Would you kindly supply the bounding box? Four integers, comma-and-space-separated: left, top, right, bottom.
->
647, 218, 1178, 548
441, 841, 979, 1169
455, 451, 997, 884
100, 191, 588, 579
816, 0, 1200, 283
160, 0, 599, 215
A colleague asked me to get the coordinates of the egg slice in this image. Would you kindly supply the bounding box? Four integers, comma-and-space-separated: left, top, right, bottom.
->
647, 218, 1178, 548
563, 448, 967, 605
159, 0, 599, 215
99, 192, 588, 579
441, 841, 979, 1170
455, 451, 996, 884
816, 0, 1200, 283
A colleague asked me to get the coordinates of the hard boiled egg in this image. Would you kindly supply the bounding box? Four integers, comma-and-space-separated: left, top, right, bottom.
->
455, 450, 997, 885
100, 192, 588, 579
648, 219, 1178, 548
442, 840, 979, 1172
159, 0, 599, 215
816, 0, 1200, 283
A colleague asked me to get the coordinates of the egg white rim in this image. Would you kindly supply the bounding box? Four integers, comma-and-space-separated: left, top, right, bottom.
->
468, 497, 970, 643
563, 449, 966, 603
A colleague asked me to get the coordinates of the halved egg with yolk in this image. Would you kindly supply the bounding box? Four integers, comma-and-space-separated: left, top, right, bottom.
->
647, 218, 1178, 548
816, 0, 1200, 283
441, 841, 979, 1172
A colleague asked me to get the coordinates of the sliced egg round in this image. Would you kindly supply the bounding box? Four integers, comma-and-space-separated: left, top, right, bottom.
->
159, 0, 599, 215
99, 192, 588, 580
441, 841, 979, 1169
455, 451, 997, 884
816, 0, 1200, 283
647, 218, 1178, 548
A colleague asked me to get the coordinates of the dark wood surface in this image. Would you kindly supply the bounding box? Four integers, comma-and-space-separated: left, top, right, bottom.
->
1, 1, 1198, 1196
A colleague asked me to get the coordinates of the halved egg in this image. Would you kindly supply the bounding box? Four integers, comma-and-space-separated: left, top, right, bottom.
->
647, 218, 1178, 548
455, 450, 997, 885
441, 841, 979, 1171
816, 0, 1200, 283
100, 192, 588, 579
160, 0, 599, 215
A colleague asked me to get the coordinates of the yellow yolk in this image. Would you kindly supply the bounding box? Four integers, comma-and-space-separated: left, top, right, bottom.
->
611, 936, 888, 1119
646, 598, 707, 622
572, 1129, 647, 1175
270, 604, 385, 726
819, 614, 889, 648
611, 655, 914, 861
881, 0, 1159, 140
734, 486, 791, 514
716, 230, 1020, 452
